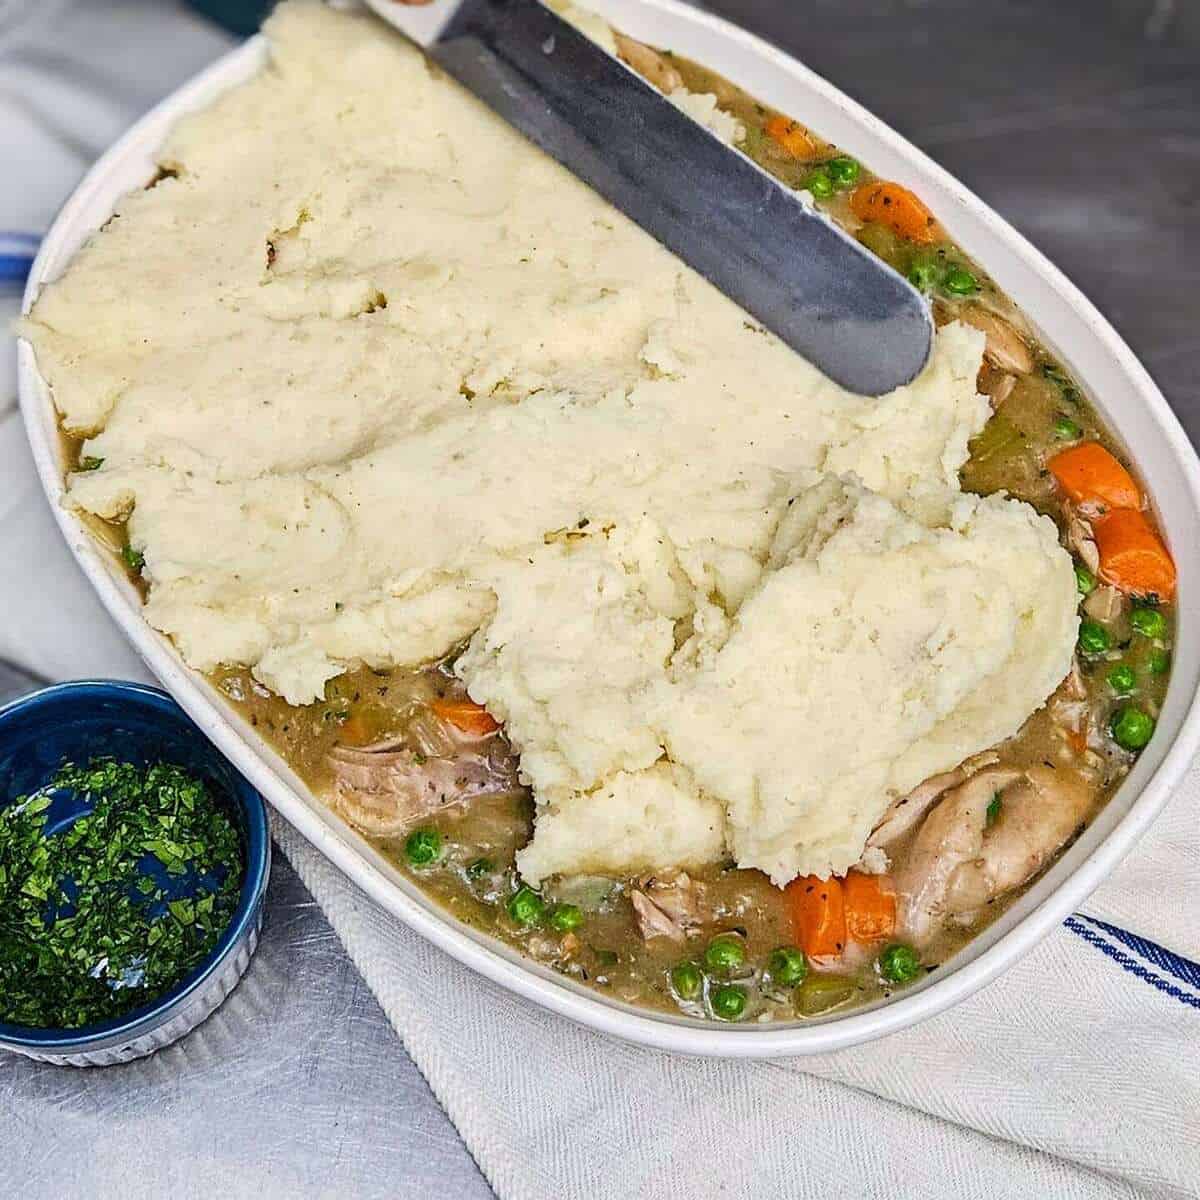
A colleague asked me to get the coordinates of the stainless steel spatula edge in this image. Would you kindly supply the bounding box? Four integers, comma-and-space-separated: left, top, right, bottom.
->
365, 0, 933, 396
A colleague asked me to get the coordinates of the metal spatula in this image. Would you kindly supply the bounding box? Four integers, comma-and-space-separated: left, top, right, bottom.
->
363, 0, 933, 395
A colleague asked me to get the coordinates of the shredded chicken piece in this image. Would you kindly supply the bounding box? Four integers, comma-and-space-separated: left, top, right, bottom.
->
854, 845, 891, 875
526, 934, 565, 961
943, 766, 1096, 919
629, 891, 685, 942
868, 752, 999, 850
1045, 659, 1091, 759
894, 765, 1098, 946
327, 706, 520, 837
629, 870, 705, 942
1048, 699, 1089, 755
614, 31, 683, 94
893, 768, 1020, 946
958, 305, 1034, 375
1083, 584, 1124, 624
988, 371, 1017, 408
1062, 658, 1087, 700
1066, 504, 1100, 574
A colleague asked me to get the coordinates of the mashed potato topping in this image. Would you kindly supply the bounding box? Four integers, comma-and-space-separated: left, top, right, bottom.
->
24, 2, 1077, 884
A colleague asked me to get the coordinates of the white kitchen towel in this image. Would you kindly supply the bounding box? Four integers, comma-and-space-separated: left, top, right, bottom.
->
3, 4, 1199, 1199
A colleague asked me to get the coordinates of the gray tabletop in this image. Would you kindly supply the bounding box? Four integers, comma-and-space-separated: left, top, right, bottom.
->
3, 2, 1198, 1198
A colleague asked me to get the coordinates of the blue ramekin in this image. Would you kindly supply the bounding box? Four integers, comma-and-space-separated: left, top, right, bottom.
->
0, 681, 270, 1066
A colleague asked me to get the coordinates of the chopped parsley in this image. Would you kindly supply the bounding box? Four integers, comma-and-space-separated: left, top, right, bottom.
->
121, 544, 145, 572
0, 758, 243, 1029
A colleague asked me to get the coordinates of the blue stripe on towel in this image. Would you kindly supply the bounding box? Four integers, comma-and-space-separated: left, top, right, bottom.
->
1074, 913, 1200, 991
0, 232, 39, 285
1064, 915, 1200, 1010
0, 253, 34, 283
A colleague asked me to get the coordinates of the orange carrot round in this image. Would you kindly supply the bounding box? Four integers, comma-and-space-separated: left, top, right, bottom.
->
1047, 442, 1140, 511
764, 114, 820, 160
431, 697, 500, 735
785, 874, 847, 959
849, 181, 938, 244
842, 871, 897, 944
1093, 509, 1176, 601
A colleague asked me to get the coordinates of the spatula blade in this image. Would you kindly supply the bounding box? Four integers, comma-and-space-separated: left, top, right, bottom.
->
367, 0, 933, 395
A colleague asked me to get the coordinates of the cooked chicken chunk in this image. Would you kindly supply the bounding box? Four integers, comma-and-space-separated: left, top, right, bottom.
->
327, 711, 520, 837
893, 765, 1098, 946
630, 870, 706, 942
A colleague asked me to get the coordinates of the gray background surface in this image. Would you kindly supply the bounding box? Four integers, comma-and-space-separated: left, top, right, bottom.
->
2, 2, 1198, 1197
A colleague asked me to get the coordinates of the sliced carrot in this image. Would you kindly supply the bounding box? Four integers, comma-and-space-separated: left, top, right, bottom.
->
1093, 508, 1176, 601
849, 181, 938, 244
431, 697, 500, 736
764, 114, 820, 160
1047, 442, 1140, 511
784, 874, 847, 959
842, 871, 897, 944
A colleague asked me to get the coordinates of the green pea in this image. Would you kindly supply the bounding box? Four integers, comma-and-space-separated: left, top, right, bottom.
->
405, 828, 441, 868
1148, 648, 1171, 675
1053, 415, 1082, 441
710, 984, 747, 1021
942, 265, 978, 295
825, 156, 860, 187
704, 933, 747, 975
986, 793, 1002, 826
670, 961, 704, 1001
766, 946, 808, 987
907, 259, 941, 292
1077, 620, 1110, 656
1110, 706, 1155, 752
1107, 664, 1136, 694
803, 169, 835, 200
77, 455, 104, 472
465, 857, 494, 880
549, 903, 584, 933
1130, 606, 1167, 640
878, 943, 922, 983
121, 544, 145, 572
1074, 564, 1097, 596
506, 885, 546, 926
796, 974, 855, 1016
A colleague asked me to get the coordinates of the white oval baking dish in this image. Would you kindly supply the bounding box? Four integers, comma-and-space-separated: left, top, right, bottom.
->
18, 0, 1200, 1056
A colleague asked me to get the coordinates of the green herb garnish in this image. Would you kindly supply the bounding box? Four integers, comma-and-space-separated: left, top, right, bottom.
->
121, 544, 145, 572
0, 758, 242, 1029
